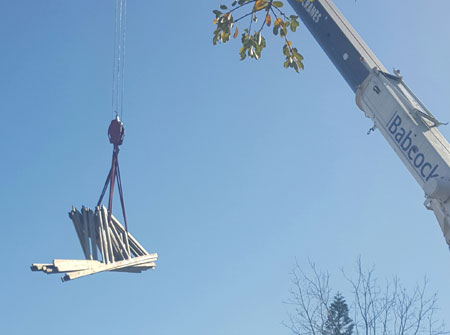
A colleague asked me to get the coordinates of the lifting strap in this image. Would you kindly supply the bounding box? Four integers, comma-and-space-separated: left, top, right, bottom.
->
97, 116, 130, 256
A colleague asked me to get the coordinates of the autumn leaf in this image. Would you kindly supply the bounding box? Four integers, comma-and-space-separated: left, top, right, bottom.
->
212, 0, 305, 73
254, 0, 267, 11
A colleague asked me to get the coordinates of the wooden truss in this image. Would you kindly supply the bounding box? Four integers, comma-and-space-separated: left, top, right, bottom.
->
31, 205, 157, 282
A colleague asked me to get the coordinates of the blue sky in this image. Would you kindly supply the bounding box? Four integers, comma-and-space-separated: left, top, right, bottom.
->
1, 1, 450, 334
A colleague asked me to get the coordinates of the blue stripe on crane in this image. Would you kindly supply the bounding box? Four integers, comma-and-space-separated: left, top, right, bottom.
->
287, 0, 388, 92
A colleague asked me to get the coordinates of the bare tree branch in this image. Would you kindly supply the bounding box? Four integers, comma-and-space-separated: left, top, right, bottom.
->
285, 259, 448, 335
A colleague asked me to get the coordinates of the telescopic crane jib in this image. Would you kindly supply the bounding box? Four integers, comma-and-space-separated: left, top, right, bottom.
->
287, 0, 450, 248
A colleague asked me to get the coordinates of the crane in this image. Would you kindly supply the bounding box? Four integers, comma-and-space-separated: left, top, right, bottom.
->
286, 0, 450, 247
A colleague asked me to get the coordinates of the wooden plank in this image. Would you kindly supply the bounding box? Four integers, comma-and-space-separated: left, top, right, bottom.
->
102, 211, 111, 263
77, 209, 90, 259
69, 208, 86, 257
88, 209, 98, 260
94, 209, 106, 263
116, 220, 131, 258
30, 263, 53, 271
97, 207, 110, 264
100, 206, 115, 263
108, 216, 143, 256
111, 261, 156, 272
109, 209, 149, 256
117, 230, 142, 257
62, 254, 158, 281
42, 266, 59, 274
109, 220, 129, 259
124, 233, 131, 258
71, 209, 90, 259
32, 257, 156, 275
31, 264, 59, 274
108, 229, 125, 261
53, 259, 102, 272
81, 207, 92, 260
111, 262, 156, 273
102, 207, 116, 263
122, 228, 131, 257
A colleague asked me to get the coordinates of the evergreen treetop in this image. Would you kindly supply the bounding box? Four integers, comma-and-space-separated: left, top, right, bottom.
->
324, 293, 354, 335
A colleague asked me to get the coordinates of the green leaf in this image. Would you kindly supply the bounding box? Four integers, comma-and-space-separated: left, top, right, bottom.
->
273, 25, 279, 36
272, 1, 283, 8
290, 15, 299, 32
222, 31, 230, 42
211, 0, 304, 72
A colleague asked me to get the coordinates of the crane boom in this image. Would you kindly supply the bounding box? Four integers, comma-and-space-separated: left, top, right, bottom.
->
287, 0, 450, 247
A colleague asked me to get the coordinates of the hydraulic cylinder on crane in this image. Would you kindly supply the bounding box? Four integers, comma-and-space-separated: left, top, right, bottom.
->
287, 0, 450, 246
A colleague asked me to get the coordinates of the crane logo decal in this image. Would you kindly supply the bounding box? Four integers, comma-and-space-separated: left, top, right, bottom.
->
301, 0, 322, 23
387, 114, 439, 182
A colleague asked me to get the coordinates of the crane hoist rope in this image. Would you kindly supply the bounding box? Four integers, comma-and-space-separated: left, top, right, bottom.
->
99, 0, 130, 251
111, 0, 127, 120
